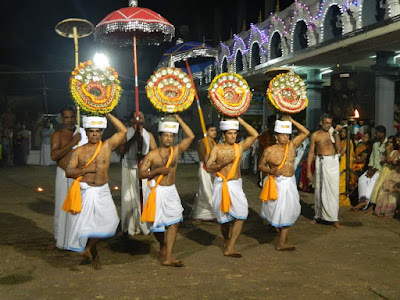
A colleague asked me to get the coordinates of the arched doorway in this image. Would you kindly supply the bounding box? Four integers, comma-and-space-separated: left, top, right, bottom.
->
251, 43, 261, 67
323, 5, 343, 41
270, 32, 283, 59
362, 0, 387, 27
293, 20, 308, 51
235, 50, 244, 72
222, 58, 228, 73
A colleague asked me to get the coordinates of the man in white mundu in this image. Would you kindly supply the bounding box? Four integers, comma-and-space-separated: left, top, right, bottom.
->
190, 124, 217, 221
50, 107, 87, 250
65, 114, 127, 269
258, 117, 309, 251
206, 118, 258, 258
307, 113, 343, 229
139, 115, 194, 267
118, 112, 157, 236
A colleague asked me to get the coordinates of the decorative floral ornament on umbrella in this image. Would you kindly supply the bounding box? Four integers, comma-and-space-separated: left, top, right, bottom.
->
146, 67, 195, 113
267, 70, 308, 114
208, 72, 252, 117
70, 60, 122, 115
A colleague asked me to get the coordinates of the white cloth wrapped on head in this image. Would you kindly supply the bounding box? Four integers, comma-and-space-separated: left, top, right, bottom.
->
220, 120, 239, 131
158, 121, 179, 133
82, 116, 107, 129
274, 120, 292, 134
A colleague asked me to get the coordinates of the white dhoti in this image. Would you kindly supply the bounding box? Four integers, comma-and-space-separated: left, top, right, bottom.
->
121, 166, 150, 235
314, 155, 340, 222
212, 177, 248, 224
67, 183, 119, 252
260, 175, 301, 227
190, 163, 216, 220
40, 144, 55, 166
143, 184, 183, 233
54, 166, 73, 249
358, 171, 380, 209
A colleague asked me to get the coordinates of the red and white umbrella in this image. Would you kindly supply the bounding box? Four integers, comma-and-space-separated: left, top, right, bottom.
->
95, 0, 175, 119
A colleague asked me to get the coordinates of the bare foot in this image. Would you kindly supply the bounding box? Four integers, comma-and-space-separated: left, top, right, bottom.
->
332, 222, 343, 229
162, 259, 184, 267
224, 249, 242, 258
310, 219, 317, 225
80, 248, 93, 261
365, 208, 374, 214
47, 240, 57, 250
90, 253, 100, 270
276, 244, 296, 251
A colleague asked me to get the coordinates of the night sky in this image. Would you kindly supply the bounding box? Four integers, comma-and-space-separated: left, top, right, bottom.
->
0, 0, 293, 115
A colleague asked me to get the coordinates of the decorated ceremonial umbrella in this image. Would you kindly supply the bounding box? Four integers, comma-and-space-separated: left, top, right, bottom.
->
208, 70, 252, 117
55, 18, 94, 127
157, 41, 218, 153
70, 60, 122, 116
146, 66, 195, 113
266, 69, 308, 114
94, 0, 175, 120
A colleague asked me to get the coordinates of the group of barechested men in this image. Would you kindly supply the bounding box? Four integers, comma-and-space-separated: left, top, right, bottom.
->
49, 107, 344, 268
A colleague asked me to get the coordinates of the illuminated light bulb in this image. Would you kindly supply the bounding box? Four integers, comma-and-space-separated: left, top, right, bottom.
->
93, 53, 110, 70
36, 187, 44, 192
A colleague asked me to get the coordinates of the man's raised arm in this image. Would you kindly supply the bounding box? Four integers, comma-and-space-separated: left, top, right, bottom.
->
290, 116, 310, 148
238, 117, 259, 151
175, 114, 195, 154
107, 113, 128, 151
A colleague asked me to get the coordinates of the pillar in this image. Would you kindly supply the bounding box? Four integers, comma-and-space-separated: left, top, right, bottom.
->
306, 69, 324, 131
372, 51, 399, 136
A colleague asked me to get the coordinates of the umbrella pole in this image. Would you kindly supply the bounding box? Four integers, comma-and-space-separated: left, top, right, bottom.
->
73, 26, 80, 128
184, 60, 210, 154
133, 33, 139, 121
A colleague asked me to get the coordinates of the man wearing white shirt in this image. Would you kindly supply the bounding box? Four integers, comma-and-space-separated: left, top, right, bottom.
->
118, 112, 157, 236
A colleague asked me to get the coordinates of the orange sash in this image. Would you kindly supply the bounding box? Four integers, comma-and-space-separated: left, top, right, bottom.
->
216, 143, 240, 213
141, 146, 174, 223
62, 141, 103, 214
259, 142, 289, 202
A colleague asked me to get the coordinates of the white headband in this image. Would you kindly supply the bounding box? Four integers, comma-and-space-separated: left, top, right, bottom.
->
220, 120, 239, 131
82, 116, 107, 129
274, 120, 292, 134
158, 121, 179, 134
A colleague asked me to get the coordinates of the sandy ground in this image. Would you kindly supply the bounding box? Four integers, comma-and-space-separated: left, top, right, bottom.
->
0, 164, 399, 300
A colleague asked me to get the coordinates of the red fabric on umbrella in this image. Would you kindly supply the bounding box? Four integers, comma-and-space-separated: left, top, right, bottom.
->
95, 2, 174, 119
95, 7, 174, 46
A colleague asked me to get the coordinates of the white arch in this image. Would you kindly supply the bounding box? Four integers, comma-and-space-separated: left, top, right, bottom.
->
290, 19, 310, 52
220, 55, 228, 73
289, 3, 313, 50
234, 48, 246, 73
358, 0, 395, 28
232, 36, 248, 72
319, 0, 345, 42
268, 30, 285, 60
247, 25, 267, 66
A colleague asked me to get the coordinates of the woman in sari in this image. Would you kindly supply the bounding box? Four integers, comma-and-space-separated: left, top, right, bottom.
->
368, 136, 396, 211
374, 135, 400, 217
339, 128, 354, 207
352, 132, 371, 175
